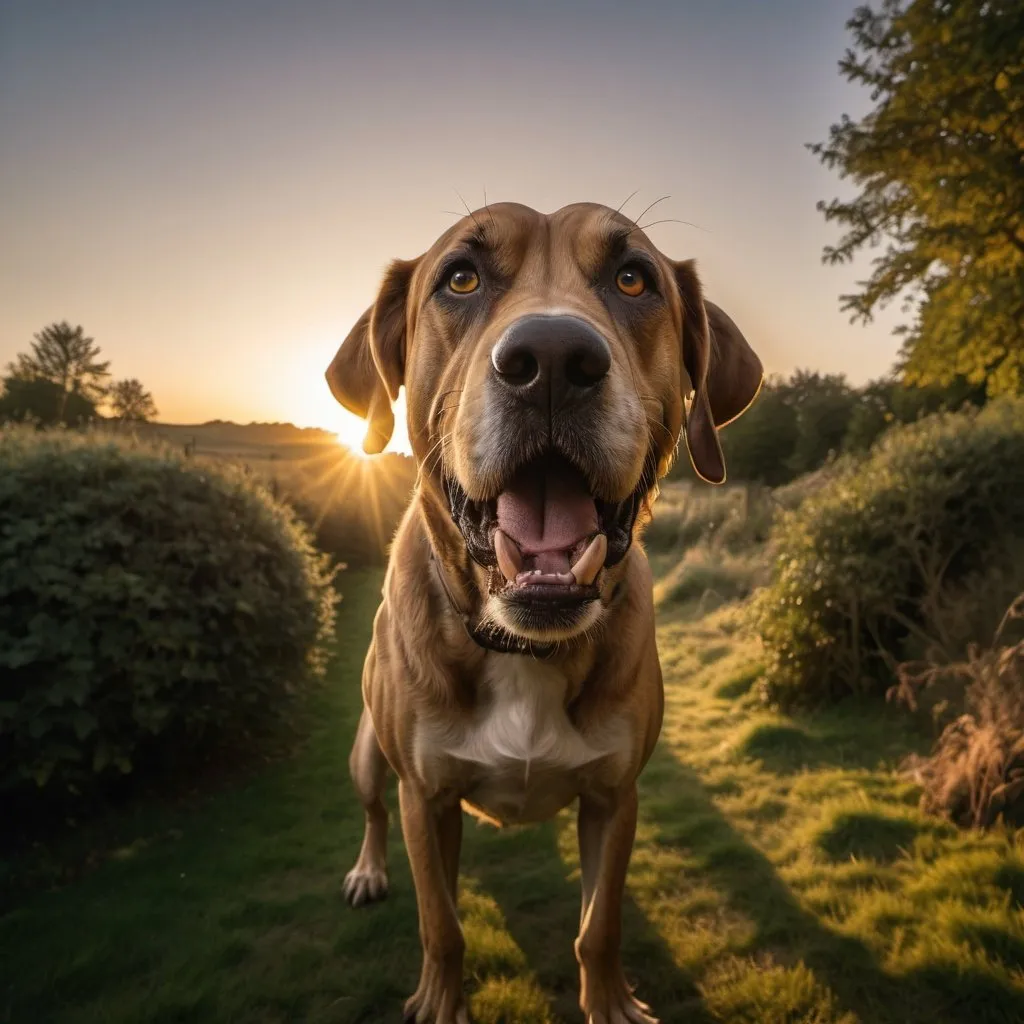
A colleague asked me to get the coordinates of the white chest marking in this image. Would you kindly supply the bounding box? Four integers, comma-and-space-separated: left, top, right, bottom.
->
419, 655, 626, 824
453, 657, 596, 768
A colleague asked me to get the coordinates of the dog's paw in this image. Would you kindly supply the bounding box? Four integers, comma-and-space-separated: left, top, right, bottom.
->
403, 955, 470, 1024
402, 998, 470, 1024
581, 969, 658, 1024
584, 995, 658, 1024
584, 1003, 657, 1024
342, 861, 388, 907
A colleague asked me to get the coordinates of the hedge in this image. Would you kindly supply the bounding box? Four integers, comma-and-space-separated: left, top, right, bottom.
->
0, 427, 337, 800
754, 400, 1024, 708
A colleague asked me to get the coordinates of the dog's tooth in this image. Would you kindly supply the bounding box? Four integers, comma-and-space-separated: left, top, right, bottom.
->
494, 528, 523, 582
570, 533, 608, 587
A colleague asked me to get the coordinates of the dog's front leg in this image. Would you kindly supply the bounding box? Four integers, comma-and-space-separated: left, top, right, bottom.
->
399, 780, 469, 1024
576, 785, 657, 1024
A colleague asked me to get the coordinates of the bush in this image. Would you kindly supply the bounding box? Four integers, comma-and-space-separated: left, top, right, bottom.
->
754, 400, 1024, 708
717, 380, 800, 486
842, 376, 986, 454
646, 483, 772, 614
893, 595, 1024, 829
704, 370, 857, 487
0, 427, 337, 800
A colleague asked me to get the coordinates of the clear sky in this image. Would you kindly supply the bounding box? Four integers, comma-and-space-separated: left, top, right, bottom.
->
1, 0, 903, 452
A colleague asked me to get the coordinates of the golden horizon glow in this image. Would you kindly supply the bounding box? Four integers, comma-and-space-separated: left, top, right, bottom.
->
2, 1, 907, 430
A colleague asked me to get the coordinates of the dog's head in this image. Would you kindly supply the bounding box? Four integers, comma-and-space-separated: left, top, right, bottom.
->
327, 202, 762, 643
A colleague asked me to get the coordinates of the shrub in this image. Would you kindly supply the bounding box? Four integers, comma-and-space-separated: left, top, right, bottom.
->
672, 370, 988, 486
893, 595, 1024, 829
0, 427, 337, 800
754, 400, 1024, 708
771, 463, 843, 512
842, 376, 986, 454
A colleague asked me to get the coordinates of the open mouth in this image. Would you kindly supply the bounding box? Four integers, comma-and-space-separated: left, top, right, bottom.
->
493, 455, 606, 600
445, 450, 653, 608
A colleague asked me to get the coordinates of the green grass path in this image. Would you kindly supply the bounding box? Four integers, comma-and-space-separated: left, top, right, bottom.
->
3, 570, 1024, 1023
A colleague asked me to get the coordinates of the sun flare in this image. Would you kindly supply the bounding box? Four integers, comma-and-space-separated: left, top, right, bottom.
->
280, 340, 414, 457
329, 390, 412, 458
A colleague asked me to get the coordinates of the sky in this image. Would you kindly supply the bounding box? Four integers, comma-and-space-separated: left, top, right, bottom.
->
1, 0, 904, 453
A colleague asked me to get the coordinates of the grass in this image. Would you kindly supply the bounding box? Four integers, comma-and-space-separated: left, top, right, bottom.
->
4, 572, 1024, 1022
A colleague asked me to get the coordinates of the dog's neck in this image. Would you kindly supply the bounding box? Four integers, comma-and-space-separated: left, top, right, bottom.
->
415, 481, 558, 659
428, 551, 557, 659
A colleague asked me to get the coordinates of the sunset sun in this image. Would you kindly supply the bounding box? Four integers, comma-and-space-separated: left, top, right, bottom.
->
329, 389, 412, 458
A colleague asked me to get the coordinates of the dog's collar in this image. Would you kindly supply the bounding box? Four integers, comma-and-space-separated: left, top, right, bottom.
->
430, 553, 557, 660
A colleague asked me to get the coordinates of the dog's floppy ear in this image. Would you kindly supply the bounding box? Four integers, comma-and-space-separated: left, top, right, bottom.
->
674, 260, 764, 484
325, 257, 418, 454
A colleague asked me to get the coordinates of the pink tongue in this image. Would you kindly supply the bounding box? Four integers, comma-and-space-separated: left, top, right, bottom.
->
496, 461, 598, 572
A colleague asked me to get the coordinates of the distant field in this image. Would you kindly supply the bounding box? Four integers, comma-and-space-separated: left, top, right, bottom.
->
118, 420, 417, 566
129, 419, 346, 465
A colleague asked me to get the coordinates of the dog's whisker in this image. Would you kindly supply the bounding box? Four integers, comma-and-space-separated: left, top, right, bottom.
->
631, 194, 670, 230
455, 188, 484, 233
418, 423, 455, 480
422, 430, 452, 479
639, 217, 709, 233
432, 392, 486, 431
420, 436, 444, 472
429, 387, 464, 427
616, 189, 639, 215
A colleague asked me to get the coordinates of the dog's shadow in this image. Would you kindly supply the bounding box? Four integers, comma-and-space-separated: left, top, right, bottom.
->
459, 742, 1024, 1024
460, 806, 712, 1024
644, 745, 1024, 1024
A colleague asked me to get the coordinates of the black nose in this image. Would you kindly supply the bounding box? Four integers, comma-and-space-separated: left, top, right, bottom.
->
490, 315, 611, 409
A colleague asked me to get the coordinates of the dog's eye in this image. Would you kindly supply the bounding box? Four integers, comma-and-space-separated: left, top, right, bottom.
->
615, 266, 646, 297
448, 266, 480, 295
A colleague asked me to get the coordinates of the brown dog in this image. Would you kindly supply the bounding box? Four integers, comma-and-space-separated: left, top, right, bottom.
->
326, 202, 762, 1023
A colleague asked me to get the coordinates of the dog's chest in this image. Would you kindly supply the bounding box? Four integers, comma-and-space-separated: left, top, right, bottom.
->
416, 655, 626, 825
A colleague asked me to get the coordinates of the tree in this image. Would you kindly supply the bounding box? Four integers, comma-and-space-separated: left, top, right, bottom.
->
0, 377, 97, 426
785, 371, 858, 476
108, 378, 158, 421
810, 1, 1024, 396
7, 322, 110, 418
717, 378, 800, 486
843, 374, 988, 452
843, 378, 897, 452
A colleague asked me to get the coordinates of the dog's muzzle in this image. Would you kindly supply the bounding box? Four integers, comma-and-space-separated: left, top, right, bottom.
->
444, 315, 654, 612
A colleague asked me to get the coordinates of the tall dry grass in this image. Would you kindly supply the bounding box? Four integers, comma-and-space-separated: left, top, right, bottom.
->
645, 481, 780, 611
891, 594, 1024, 829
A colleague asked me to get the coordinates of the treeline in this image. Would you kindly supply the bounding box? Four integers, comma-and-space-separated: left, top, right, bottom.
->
0, 321, 157, 426
692, 371, 988, 487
